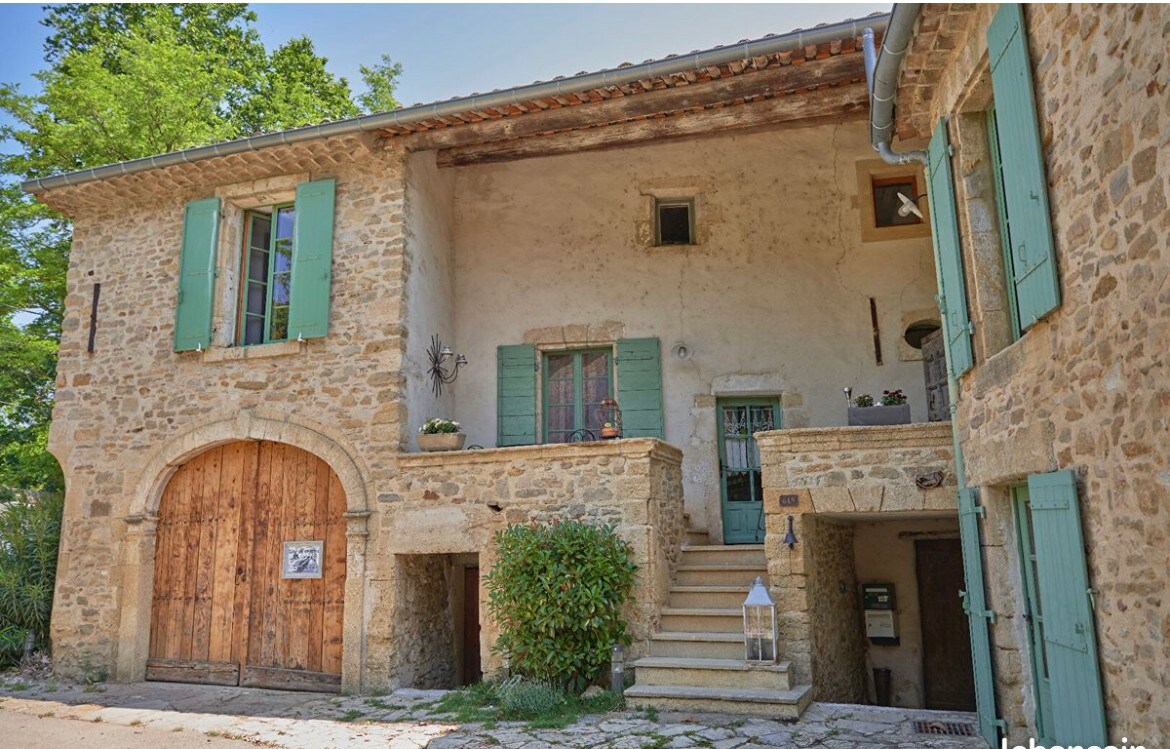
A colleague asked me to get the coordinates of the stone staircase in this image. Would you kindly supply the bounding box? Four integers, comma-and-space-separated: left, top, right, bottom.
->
625, 543, 813, 718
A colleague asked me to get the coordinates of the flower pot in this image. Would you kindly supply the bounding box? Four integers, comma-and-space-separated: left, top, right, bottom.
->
417, 432, 467, 452
600, 425, 621, 439
847, 404, 911, 426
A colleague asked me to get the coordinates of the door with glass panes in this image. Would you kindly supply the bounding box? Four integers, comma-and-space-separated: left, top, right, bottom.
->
717, 398, 778, 544
543, 350, 613, 442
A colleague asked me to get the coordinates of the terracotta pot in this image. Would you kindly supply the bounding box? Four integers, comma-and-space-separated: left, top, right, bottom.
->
600, 425, 621, 439
416, 432, 467, 452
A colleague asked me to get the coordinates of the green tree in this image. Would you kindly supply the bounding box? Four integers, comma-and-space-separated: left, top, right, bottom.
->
235, 37, 360, 134
359, 54, 404, 114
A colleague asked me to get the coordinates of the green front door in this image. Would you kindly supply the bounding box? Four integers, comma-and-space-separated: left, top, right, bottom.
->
717, 398, 778, 545
1013, 485, 1055, 745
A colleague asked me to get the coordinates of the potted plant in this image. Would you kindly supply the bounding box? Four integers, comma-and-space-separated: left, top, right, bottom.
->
847, 389, 911, 426
417, 418, 466, 452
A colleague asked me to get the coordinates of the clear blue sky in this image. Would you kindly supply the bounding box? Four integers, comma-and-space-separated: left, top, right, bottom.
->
0, 3, 889, 111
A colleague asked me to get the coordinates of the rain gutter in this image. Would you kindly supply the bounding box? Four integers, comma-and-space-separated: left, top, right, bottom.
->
862, 3, 927, 166
22, 13, 889, 194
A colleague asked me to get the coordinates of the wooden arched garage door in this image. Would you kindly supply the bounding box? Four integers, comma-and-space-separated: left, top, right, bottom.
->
146, 441, 346, 692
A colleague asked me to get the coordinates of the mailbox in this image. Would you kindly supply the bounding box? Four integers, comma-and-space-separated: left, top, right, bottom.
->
861, 583, 899, 645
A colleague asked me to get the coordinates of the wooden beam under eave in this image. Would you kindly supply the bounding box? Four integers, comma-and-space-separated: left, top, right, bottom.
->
403, 53, 866, 152
435, 82, 868, 168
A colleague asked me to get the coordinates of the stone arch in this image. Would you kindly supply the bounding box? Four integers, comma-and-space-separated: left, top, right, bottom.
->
115, 409, 370, 690
131, 409, 369, 520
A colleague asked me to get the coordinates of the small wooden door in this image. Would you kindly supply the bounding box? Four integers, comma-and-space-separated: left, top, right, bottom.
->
461, 567, 482, 685
915, 539, 976, 711
718, 398, 778, 545
147, 441, 346, 691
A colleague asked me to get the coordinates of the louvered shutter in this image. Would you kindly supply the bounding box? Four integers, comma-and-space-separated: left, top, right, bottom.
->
173, 197, 221, 352
288, 178, 336, 340
497, 344, 537, 446
926, 119, 975, 376
957, 487, 1002, 746
988, 4, 1060, 328
1026, 470, 1106, 745
616, 338, 664, 438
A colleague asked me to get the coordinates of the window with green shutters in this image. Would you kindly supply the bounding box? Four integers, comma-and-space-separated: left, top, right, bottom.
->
172, 178, 336, 352
495, 337, 664, 446
988, 3, 1061, 330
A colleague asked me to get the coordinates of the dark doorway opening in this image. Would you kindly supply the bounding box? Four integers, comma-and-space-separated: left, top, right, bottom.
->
915, 539, 976, 710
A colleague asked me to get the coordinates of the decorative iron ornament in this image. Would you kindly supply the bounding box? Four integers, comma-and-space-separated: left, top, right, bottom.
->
426, 334, 468, 396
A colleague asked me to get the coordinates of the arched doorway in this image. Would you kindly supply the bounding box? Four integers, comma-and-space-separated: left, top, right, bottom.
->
146, 441, 346, 691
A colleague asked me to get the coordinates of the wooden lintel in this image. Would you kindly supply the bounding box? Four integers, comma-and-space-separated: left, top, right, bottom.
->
435, 82, 868, 168
405, 53, 865, 152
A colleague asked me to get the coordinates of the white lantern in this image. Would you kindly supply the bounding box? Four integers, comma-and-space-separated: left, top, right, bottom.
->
743, 576, 777, 662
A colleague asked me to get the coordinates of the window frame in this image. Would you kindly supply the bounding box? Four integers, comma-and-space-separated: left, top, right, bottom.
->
654, 198, 695, 246
986, 105, 1023, 341
871, 174, 924, 229
540, 347, 615, 443
855, 160, 933, 243
237, 202, 295, 346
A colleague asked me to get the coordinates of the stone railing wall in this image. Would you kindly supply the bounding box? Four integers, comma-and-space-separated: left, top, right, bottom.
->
368, 438, 684, 685
754, 422, 955, 694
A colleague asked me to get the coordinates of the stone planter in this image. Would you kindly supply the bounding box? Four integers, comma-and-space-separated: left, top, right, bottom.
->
416, 432, 467, 452
847, 404, 911, 426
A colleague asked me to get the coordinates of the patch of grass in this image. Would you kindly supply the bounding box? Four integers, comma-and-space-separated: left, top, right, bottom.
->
363, 698, 395, 710
641, 736, 670, 749
336, 709, 366, 722
38, 711, 54, 718
7, 681, 30, 691
643, 705, 659, 722
431, 679, 623, 729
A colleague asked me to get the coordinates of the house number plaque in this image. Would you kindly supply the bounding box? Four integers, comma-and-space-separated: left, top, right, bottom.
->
779, 494, 800, 508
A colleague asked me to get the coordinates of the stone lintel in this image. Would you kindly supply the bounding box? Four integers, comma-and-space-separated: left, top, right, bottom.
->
756, 422, 954, 452
396, 437, 683, 469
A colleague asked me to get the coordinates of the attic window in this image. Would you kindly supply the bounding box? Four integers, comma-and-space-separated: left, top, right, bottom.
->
855, 160, 932, 243
872, 176, 922, 227
656, 199, 693, 245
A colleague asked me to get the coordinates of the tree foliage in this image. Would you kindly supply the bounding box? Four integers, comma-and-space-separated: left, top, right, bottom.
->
485, 522, 637, 692
0, 492, 64, 665
0, 4, 403, 492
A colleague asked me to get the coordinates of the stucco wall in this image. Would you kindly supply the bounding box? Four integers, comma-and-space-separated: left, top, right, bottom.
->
901, 4, 1170, 743
449, 120, 940, 536
402, 151, 456, 442
852, 517, 962, 709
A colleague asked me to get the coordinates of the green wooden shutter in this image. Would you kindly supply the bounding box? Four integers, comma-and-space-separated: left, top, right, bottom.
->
989, 4, 1060, 329
957, 487, 1002, 747
173, 197, 221, 352
497, 344, 537, 446
288, 178, 336, 340
616, 337, 664, 438
1026, 470, 1107, 745
926, 120, 975, 376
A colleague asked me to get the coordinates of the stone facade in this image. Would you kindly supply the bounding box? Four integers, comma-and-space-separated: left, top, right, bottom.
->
894, 4, 1170, 743
804, 517, 866, 703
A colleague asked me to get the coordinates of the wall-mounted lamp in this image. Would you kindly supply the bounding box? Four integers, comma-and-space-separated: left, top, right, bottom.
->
427, 335, 468, 396
783, 515, 799, 549
843, 386, 853, 407
896, 192, 927, 220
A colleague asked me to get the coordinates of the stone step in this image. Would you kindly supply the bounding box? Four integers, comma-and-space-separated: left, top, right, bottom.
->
668, 585, 753, 609
678, 544, 767, 567
624, 683, 813, 719
674, 564, 768, 587
632, 657, 792, 690
684, 529, 709, 546
659, 607, 743, 633
648, 631, 745, 659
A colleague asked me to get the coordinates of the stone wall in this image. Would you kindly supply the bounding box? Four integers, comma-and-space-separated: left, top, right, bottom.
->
369, 439, 684, 687
757, 423, 956, 691
805, 517, 866, 703
45, 138, 409, 681
896, 4, 1170, 742
394, 554, 456, 689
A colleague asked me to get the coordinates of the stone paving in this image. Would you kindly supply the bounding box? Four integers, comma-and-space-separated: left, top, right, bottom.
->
0, 677, 985, 749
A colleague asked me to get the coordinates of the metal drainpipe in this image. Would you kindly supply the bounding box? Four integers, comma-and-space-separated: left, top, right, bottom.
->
864, 5, 968, 486
863, 4, 928, 166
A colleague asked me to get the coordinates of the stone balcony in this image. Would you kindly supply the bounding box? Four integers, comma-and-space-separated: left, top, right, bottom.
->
369, 438, 685, 683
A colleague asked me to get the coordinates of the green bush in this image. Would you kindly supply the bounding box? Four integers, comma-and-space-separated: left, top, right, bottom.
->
485, 521, 637, 692
0, 492, 63, 666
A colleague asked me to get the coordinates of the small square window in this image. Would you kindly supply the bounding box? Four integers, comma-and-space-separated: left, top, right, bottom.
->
872, 176, 922, 228
656, 200, 693, 245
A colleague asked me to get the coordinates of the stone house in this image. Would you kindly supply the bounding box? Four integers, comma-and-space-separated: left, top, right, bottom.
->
867, 3, 1169, 747
28, 2, 1166, 739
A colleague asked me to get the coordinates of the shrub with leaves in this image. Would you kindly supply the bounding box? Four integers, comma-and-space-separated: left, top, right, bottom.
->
853, 393, 875, 408
0, 492, 63, 666
485, 521, 637, 692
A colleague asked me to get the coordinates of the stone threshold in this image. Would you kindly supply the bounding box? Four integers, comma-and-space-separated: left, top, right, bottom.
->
397, 437, 683, 467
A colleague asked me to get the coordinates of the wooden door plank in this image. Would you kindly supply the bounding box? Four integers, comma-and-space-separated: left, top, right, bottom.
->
170, 455, 200, 661
321, 469, 347, 675
306, 454, 330, 673
233, 441, 260, 667
284, 447, 313, 671
147, 658, 239, 687
149, 467, 181, 659
190, 446, 224, 661
239, 665, 341, 693
249, 441, 281, 668
209, 443, 243, 662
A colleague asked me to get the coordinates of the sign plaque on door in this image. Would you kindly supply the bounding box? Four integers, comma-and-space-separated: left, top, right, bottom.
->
282, 540, 324, 579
